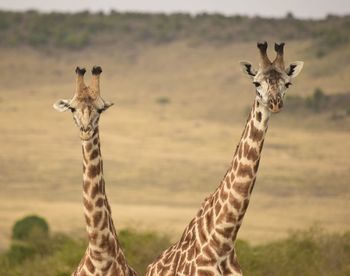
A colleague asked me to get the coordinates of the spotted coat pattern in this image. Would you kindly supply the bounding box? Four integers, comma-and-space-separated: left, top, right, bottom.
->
73, 129, 137, 276
146, 99, 270, 276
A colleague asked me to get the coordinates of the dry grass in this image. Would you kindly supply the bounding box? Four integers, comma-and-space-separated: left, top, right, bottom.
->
0, 41, 349, 251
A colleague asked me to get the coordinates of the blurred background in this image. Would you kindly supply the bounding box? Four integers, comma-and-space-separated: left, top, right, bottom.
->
0, 0, 349, 275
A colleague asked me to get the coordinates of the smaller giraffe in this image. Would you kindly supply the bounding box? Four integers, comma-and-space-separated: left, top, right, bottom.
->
146, 42, 303, 275
54, 67, 137, 276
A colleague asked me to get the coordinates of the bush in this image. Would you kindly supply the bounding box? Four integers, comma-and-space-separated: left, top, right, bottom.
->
12, 215, 49, 242
1, 216, 349, 276
156, 97, 171, 105
305, 88, 326, 112
5, 243, 36, 264
119, 228, 172, 274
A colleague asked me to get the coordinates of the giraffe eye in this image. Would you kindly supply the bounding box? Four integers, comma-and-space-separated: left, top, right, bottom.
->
285, 82, 292, 88
69, 107, 76, 112
253, 82, 261, 88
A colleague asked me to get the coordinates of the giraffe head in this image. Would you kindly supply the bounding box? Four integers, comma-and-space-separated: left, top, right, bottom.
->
53, 66, 113, 140
240, 42, 304, 113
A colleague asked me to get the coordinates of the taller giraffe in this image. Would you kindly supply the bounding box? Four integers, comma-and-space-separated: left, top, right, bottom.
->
54, 67, 137, 276
146, 42, 304, 276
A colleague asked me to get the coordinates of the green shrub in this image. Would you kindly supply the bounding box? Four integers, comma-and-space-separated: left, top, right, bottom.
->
5, 243, 36, 264
156, 97, 171, 105
12, 215, 49, 242
119, 228, 172, 274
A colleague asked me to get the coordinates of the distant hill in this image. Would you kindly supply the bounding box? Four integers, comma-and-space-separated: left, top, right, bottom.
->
0, 10, 349, 56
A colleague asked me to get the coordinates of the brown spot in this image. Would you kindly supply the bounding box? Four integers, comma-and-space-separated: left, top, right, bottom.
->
205, 209, 213, 233
233, 181, 250, 197
178, 253, 186, 271
230, 172, 235, 182
184, 263, 190, 275
259, 139, 265, 153
198, 219, 207, 244
197, 255, 215, 267
108, 239, 116, 256
83, 180, 91, 194
90, 149, 99, 160
216, 204, 234, 224
238, 143, 243, 159
229, 193, 241, 210
238, 199, 250, 219
215, 202, 221, 217
220, 259, 231, 274
220, 188, 228, 201
98, 179, 105, 193
95, 197, 104, 207
90, 184, 99, 199
209, 233, 221, 253
253, 159, 261, 173
99, 233, 109, 249
110, 262, 118, 275
190, 262, 196, 276
85, 257, 95, 273
249, 178, 256, 194
88, 231, 98, 245
173, 251, 181, 269
225, 178, 230, 189
256, 111, 262, 122
217, 226, 234, 239
217, 242, 232, 256
84, 214, 91, 226
90, 250, 102, 261
249, 121, 264, 142
93, 137, 99, 145
243, 142, 250, 157
101, 260, 113, 272
85, 143, 93, 152
82, 146, 88, 163
88, 163, 100, 178
233, 159, 238, 170
93, 211, 103, 227
187, 243, 196, 261
100, 214, 108, 230
156, 262, 164, 273
237, 164, 253, 178
229, 252, 242, 273
80, 269, 87, 276
247, 147, 259, 161
83, 197, 93, 212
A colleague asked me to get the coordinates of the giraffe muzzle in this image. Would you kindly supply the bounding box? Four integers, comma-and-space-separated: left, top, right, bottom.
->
80, 125, 94, 140
268, 96, 283, 113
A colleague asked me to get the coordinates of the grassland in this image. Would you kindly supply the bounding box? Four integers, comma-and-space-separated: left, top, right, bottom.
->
0, 36, 349, 256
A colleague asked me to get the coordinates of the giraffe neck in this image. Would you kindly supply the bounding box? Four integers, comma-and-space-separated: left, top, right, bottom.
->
81, 127, 118, 254
144, 98, 270, 275
224, 98, 270, 239
77, 127, 137, 275
196, 98, 270, 255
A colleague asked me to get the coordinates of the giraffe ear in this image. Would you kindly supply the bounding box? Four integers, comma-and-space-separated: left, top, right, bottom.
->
105, 101, 114, 110
103, 101, 114, 110
239, 61, 257, 79
53, 99, 71, 112
97, 100, 114, 113
286, 61, 304, 78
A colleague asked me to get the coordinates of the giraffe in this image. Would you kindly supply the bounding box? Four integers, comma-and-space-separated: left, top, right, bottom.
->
53, 66, 137, 276
146, 42, 304, 276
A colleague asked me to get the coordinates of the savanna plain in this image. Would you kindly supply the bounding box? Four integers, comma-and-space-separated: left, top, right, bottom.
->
0, 12, 350, 275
